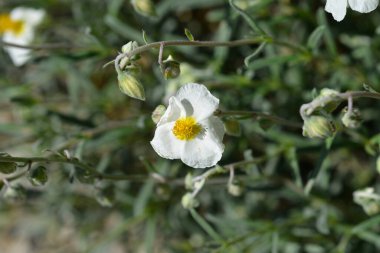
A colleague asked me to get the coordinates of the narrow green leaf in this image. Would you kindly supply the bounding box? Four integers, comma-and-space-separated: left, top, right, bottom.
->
307, 25, 325, 50
184, 28, 195, 41
247, 55, 299, 71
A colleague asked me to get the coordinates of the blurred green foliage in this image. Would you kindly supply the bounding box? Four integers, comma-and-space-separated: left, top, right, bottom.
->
1, 0, 380, 252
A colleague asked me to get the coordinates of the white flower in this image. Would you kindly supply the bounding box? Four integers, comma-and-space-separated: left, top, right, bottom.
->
151, 83, 225, 169
0, 7, 45, 66
325, 0, 378, 22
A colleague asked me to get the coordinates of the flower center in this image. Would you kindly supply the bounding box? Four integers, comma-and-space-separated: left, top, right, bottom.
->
0, 14, 25, 35
172, 117, 202, 141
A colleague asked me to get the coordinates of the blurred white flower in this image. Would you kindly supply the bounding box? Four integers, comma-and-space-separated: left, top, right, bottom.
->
0, 7, 45, 66
353, 187, 380, 215
151, 83, 225, 168
325, 0, 378, 22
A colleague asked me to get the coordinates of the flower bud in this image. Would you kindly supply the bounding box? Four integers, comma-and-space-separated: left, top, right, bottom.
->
162, 55, 181, 80
181, 193, 199, 209
3, 185, 25, 201
184, 172, 194, 190
28, 166, 48, 186
315, 88, 340, 113
227, 180, 244, 197
376, 156, 380, 175
0, 153, 17, 174
353, 187, 380, 215
121, 41, 139, 54
341, 107, 361, 129
302, 116, 336, 139
131, 0, 156, 17
117, 71, 145, 100
151, 105, 166, 124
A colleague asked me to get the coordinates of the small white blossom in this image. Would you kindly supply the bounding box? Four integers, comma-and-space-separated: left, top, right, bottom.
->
0, 7, 45, 66
325, 0, 378, 22
151, 83, 225, 169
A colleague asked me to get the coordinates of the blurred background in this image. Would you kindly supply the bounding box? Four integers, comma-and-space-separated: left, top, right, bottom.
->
1, 0, 380, 252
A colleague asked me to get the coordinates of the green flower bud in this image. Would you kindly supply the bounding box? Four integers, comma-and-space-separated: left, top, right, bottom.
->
0, 153, 17, 174
131, 0, 156, 17
181, 193, 199, 209
227, 180, 244, 197
151, 105, 166, 124
224, 119, 241, 137
121, 41, 139, 54
28, 166, 48, 186
184, 172, 194, 190
117, 71, 145, 101
162, 55, 181, 80
302, 116, 336, 139
315, 88, 340, 113
341, 107, 361, 129
353, 187, 380, 216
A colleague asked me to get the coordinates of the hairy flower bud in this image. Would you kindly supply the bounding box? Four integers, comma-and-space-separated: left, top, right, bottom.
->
316, 88, 340, 113
341, 107, 361, 129
302, 116, 336, 139
162, 55, 181, 80
224, 119, 241, 137
131, 0, 156, 17
117, 71, 145, 101
121, 41, 139, 54
227, 180, 244, 197
181, 193, 199, 209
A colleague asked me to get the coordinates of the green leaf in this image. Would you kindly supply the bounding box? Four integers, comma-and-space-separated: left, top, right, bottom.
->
184, 28, 195, 41
307, 25, 325, 50
247, 55, 300, 71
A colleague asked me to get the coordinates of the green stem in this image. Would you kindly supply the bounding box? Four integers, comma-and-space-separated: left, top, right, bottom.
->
189, 208, 224, 243
215, 110, 302, 129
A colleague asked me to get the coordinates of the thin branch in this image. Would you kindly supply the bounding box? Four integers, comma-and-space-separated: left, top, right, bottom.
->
114, 37, 269, 73
0, 40, 83, 50
214, 109, 302, 129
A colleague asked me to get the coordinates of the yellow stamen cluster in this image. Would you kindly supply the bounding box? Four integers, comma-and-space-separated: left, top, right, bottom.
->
0, 14, 24, 35
172, 117, 202, 141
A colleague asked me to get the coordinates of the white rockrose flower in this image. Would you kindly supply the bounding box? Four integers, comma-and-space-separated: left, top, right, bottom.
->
0, 7, 45, 66
151, 83, 225, 168
325, 0, 378, 22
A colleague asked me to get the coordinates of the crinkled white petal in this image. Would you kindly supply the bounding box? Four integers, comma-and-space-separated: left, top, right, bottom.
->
349, 0, 378, 13
325, 0, 348, 21
175, 83, 219, 121
3, 29, 34, 66
157, 97, 185, 126
181, 129, 224, 169
199, 116, 225, 142
11, 8, 45, 26
150, 122, 184, 160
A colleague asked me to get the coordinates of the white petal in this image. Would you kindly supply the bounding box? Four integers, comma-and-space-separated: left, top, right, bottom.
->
11, 8, 45, 26
349, 0, 378, 13
325, 0, 348, 21
181, 130, 224, 169
175, 83, 219, 121
200, 116, 225, 142
3, 30, 34, 66
150, 122, 184, 159
157, 97, 185, 126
